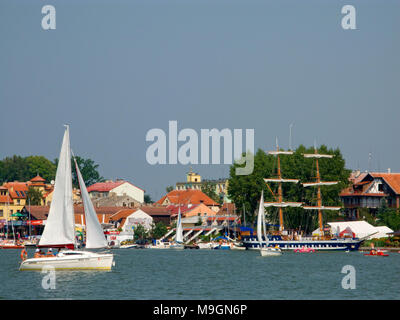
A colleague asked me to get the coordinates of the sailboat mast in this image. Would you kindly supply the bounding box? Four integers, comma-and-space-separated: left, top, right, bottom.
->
315, 155, 323, 233
277, 146, 284, 232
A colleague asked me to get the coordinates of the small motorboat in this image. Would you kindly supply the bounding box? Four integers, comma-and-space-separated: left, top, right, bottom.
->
364, 250, 389, 257
0, 240, 25, 249
294, 246, 315, 253
184, 244, 199, 249
260, 247, 282, 257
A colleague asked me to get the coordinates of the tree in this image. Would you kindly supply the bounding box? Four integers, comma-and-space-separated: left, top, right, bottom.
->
144, 194, 153, 204
0, 155, 30, 183
134, 224, 148, 241
227, 145, 351, 233
201, 181, 221, 204
377, 199, 400, 231
26, 186, 44, 205
70, 156, 105, 188
25, 156, 56, 183
166, 186, 174, 193
151, 221, 168, 239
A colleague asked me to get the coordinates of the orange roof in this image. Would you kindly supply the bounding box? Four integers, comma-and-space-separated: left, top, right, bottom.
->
370, 173, 400, 195
0, 195, 13, 203
30, 175, 46, 183
157, 189, 219, 206
2, 182, 29, 199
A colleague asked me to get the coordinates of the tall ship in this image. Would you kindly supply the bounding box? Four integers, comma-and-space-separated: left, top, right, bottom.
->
242, 144, 366, 251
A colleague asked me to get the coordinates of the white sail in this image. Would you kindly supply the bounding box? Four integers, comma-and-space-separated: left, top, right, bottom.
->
264, 178, 299, 183
303, 206, 341, 211
175, 207, 183, 243
257, 191, 264, 245
39, 125, 75, 248
74, 157, 108, 249
303, 154, 333, 159
264, 202, 303, 208
302, 181, 338, 187
268, 151, 294, 155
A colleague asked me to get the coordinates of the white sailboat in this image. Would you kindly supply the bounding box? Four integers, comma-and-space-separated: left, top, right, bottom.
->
170, 207, 184, 249
257, 191, 282, 257
19, 125, 114, 271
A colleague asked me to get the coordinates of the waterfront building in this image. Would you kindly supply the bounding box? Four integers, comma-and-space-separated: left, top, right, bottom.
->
340, 170, 400, 219
87, 179, 145, 204
156, 189, 220, 212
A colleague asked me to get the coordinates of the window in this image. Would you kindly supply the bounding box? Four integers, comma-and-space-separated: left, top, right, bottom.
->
378, 184, 384, 192
0, 210, 3, 217
16, 191, 20, 197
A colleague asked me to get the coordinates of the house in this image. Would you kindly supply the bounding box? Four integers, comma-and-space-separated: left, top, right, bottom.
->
87, 179, 145, 204
0, 175, 55, 221
175, 168, 231, 203
91, 193, 141, 208
340, 170, 400, 219
157, 189, 220, 212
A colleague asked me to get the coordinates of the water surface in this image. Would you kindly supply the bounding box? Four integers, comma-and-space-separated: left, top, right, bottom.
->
0, 248, 398, 299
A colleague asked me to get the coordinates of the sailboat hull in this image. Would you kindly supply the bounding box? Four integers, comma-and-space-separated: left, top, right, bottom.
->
19, 250, 114, 271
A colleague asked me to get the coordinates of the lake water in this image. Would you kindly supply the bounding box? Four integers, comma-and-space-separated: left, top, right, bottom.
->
1, 248, 399, 300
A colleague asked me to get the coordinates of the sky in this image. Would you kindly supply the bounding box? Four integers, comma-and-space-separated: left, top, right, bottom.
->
0, 0, 399, 201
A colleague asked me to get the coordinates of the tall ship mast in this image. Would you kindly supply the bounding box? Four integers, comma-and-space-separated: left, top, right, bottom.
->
263, 139, 302, 233
302, 146, 341, 239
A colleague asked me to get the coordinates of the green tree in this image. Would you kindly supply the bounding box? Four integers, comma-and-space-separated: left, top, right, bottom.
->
144, 194, 153, 204
25, 156, 57, 183
377, 199, 400, 231
201, 181, 221, 204
151, 221, 168, 239
228, 145, 351, 233
0, 155, 30, 183
134, 224, 149, 241
70, 156, 104, 188
26, 186, 44, 205
166, 186, 174, 193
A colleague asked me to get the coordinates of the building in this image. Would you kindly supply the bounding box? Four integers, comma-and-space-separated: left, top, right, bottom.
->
87, 179, 145, 204
175, 168, 231, 203
91, 193, 141, 208
157, 189, 220, 212
0, 175, 55, 221
340, 170, 400, 219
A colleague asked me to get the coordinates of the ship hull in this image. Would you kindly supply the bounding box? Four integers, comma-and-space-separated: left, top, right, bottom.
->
243, 236, 363, 251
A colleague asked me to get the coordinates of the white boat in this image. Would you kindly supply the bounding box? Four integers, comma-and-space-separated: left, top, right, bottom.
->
197, 242, 214, 249
170, 207, 184, 249
20, 125, 114, 271
257, 191, 282, 257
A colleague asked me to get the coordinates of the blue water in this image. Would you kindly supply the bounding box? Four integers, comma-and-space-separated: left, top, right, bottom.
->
0, 248, 399, 299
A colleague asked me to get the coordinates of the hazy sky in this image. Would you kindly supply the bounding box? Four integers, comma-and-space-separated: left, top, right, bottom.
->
1, 0, 399, 201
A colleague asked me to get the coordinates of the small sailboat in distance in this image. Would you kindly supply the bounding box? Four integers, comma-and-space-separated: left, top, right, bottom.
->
19, 125, 114, 271
258, 190, 282, 257
170, 207, 184, 249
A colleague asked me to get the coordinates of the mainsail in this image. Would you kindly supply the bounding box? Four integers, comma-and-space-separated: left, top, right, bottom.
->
257, 190, 266, 246
74, 157, 108, 249
175, 207, 183, 243
39, 125, 75, 248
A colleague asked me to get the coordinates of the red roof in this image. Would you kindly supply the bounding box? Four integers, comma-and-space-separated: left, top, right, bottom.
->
370, 173, 400, 195
30, 175, 46, 183
87, 181, 125, 193
87, 180, 145, 193
157, 189, 219, 206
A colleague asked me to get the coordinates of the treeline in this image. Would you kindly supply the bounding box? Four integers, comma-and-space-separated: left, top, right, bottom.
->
0, 155, 104, 188
228, 145, 351, 233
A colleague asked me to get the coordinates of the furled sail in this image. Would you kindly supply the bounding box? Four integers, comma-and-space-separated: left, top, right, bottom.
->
257, 191, 264, 245
74, 157, 108, 249
175, 207, 183, 243
39, 125, 75, 248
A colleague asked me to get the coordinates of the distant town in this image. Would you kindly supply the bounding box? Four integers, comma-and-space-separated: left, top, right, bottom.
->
1, 162, 400, 247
